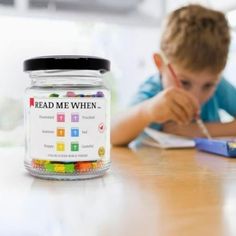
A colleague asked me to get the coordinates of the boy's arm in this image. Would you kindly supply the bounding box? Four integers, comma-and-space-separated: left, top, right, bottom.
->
111, 88, 199, 146
163, 120, 236, 138
111, 100, 151, 146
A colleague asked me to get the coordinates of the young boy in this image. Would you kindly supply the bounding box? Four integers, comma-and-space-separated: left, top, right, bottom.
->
111, 4, 236, 146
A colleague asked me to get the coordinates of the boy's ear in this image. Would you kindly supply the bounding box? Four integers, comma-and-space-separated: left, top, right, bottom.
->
153, 53, 164, 72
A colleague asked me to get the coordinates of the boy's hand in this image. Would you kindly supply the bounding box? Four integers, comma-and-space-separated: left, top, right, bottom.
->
145, 87, 200, 125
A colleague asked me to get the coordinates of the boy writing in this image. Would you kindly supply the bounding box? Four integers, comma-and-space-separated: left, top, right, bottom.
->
111, 4, 236, 146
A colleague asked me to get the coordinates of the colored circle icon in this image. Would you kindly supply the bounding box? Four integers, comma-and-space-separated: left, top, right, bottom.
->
98, 146, 105, 157
98, 123, 105, 133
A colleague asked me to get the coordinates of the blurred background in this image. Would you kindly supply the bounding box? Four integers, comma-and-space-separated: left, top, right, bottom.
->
0, 0, 236, 146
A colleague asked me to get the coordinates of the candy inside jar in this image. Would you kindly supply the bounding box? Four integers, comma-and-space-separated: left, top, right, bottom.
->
24, 56, 111, 180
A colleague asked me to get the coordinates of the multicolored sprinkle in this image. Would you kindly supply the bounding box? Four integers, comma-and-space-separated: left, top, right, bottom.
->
32, 160, 104, 173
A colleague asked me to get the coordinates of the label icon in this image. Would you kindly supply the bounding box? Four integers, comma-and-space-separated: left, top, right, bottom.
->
71, 142, 79, 152
98, 146, 105, 157
71, 113, 79, 122
57, 113, 65, 122
98, 123, 105, 133
57, 128, 65, 137
56, 142, 65, 152
71, 128, 79, 137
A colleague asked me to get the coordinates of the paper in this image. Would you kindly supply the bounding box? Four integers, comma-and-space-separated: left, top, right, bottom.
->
143, 127, 195, 149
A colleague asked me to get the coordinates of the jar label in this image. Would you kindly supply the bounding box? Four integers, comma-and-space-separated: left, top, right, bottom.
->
28, 97, 108, 162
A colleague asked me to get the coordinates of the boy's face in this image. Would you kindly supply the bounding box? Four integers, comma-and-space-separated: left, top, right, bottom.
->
162, 64, 221, 105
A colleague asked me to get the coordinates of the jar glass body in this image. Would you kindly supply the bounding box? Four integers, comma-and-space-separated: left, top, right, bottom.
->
24, 70, 110, 180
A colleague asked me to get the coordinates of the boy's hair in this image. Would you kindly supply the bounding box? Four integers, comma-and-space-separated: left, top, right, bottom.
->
160, 4, 230, 74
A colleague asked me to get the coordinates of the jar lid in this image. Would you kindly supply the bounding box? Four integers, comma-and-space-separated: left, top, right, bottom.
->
23, 55, 110, 73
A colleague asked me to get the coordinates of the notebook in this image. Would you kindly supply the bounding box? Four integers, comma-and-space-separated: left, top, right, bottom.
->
143, 127, 195, 149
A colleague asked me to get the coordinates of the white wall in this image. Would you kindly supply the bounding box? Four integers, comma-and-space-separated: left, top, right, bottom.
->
0, 15, 160, 145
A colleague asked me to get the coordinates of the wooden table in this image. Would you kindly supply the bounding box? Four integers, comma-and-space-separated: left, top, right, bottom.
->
1, 146, 236, 236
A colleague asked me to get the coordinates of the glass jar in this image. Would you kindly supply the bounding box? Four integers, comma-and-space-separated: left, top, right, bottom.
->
24, 56, 111, 180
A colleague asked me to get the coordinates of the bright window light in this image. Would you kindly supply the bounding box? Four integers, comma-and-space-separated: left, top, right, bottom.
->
227, 9, 236, 29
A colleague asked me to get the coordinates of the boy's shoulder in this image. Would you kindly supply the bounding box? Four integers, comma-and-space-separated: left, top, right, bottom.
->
215, 77, 235, 95
130, 74, 163, 106
139, 74, 163, 94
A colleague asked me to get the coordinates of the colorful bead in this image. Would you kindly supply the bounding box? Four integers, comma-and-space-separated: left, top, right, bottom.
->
54, 164, 65, 173
66, 91, 76, 97
65, 163, 75, 173
75, 162, 92, 172
45, 163, 54, 172
49, 93, 59, 97
96, 91, 104, 97
91, 162, 97, 169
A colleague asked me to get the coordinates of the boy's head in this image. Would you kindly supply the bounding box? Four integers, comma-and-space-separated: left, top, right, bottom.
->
154, 4, 231, 104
